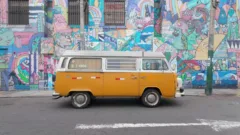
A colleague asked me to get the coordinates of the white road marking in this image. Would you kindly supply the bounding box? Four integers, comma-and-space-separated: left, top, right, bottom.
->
198, 119, 240, 132
75, 119, 240, 132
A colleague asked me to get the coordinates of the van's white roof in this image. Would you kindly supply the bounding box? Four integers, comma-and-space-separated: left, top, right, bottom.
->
62, 50, 165, 58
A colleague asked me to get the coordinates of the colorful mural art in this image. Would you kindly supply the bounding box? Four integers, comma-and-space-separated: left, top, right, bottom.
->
154, 0, 240, 88
41, 38, 54, 54
0, 0, 51, 91
0, 0, 240, 90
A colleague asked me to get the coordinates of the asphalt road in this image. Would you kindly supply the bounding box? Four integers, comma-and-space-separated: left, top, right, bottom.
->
0, 96, 240, 135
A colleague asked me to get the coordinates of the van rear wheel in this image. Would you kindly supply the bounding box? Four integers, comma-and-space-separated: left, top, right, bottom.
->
71, 92, 91, 109
141, 89, 161, 107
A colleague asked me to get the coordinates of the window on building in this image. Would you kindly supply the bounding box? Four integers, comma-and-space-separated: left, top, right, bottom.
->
68, 58, 102, 70
68, 0, 89, 25
142, 59, 169, 70
8, 0, 29, 25
45, 0, 53, 10
104, 0, 125, 26
106, 58, 136, 70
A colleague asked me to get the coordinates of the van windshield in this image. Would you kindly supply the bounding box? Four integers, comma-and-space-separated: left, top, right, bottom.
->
61, 58, 67, 68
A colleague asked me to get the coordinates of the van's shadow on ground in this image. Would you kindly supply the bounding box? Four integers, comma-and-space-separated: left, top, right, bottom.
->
56, 97, 183, 109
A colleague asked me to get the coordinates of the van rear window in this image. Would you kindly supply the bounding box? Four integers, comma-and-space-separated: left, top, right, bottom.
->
68, 58, 102, 70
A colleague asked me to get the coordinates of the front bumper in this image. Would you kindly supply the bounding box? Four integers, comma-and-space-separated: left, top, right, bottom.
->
52, 92, 60, 96
52, 92, 62, 99
175, 92, 185, 97
175, 88, 185, 97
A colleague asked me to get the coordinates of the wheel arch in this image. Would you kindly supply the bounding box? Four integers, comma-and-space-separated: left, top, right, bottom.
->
141, 87, 162, 96
68, 90, 93, 97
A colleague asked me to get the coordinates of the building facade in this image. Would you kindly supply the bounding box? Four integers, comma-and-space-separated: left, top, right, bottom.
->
0, 0, 240, 91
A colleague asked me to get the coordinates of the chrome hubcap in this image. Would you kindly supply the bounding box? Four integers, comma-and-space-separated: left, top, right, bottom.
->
147, 93, 157, 103
75, 94, 86, 105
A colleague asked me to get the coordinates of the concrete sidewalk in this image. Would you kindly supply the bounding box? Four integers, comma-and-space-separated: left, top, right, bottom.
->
0, 89, 240, 98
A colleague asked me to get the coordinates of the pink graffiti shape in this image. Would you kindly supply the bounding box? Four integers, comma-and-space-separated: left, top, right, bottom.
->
14, 32, 34, 46
54, 14, 72, 33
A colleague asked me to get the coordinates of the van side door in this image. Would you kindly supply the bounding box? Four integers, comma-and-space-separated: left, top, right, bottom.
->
103, 58, 139, 96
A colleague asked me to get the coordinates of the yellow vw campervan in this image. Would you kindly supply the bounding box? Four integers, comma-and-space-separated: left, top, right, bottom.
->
53, 51, 184, 108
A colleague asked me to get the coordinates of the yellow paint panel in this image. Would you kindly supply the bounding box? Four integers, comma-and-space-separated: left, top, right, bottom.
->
55, 72, 103, 96
195, 34, 225, 60
55, 72, 177, 98
139, 72, 177, 97
103, 72, 139, 96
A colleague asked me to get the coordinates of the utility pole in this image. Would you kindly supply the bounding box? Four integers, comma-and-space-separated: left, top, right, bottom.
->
79, 0, 85, 50
205, 0, 219, 95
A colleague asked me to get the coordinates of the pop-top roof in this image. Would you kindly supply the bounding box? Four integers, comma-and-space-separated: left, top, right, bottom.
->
62, 50, 165, 58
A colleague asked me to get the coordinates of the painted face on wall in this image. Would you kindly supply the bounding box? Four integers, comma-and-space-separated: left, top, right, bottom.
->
0, 29, 14, 46
15, 57, 30, 85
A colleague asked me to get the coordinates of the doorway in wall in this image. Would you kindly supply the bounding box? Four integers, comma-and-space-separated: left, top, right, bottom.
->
0, 48, 8, 91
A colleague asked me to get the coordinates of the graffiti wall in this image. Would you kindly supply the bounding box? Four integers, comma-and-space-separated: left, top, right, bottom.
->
0, 0, 54, 91
0, 0, 240, 90
154, 0, 240, 88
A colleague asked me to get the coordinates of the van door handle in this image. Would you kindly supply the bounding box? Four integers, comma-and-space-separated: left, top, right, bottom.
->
141, 76, 146, 79
131, 76, 137, 79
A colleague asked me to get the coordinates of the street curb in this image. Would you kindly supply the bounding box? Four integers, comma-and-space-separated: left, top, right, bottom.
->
237, 90, 240, 97
0, 91, 52, 98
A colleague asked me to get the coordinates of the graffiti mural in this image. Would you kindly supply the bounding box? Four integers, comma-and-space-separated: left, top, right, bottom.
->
41, 38, 54, 54
0, 49, 8, 69
0, 0, 240, 90
43, 55, 56, 90
0, 0, 53, 91
237, 52, 240, 87
0, 28, 14, 47
213, 71, 238, 88
154, 0, 240, 88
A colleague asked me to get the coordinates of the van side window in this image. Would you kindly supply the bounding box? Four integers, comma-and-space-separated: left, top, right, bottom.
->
142, 59, 168, 70
106, 58, 136, 70
61, 58, 67, 68
68, 58, 102, 70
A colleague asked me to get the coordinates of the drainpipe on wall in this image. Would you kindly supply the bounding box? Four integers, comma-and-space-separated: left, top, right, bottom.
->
79, 0, 85, 50
205, 0, 219, 96
158, 0, 164, 35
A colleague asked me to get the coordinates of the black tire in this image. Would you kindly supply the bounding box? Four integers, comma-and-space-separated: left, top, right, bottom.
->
141, 89, 161, 107
71, 92, 91, 109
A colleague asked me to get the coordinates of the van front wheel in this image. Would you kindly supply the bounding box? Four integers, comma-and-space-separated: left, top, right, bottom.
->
71, 92, 91, 109
141, 89, 161, 107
